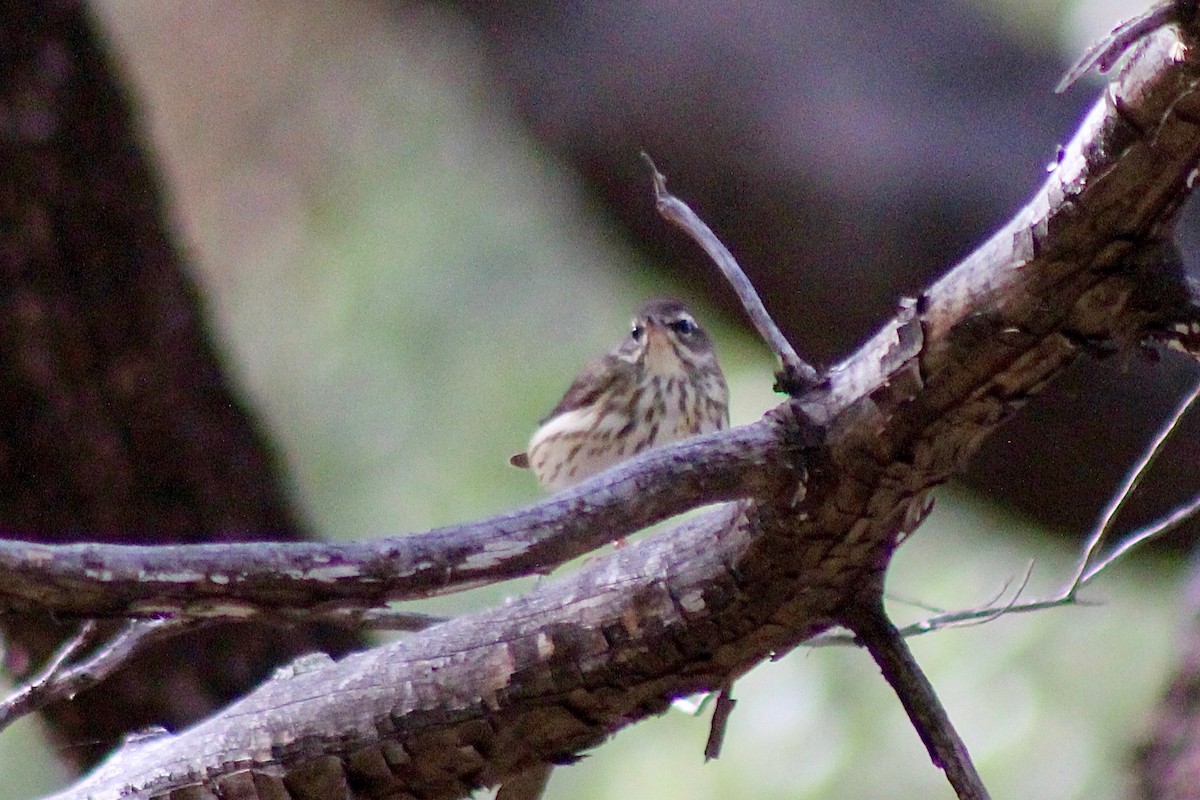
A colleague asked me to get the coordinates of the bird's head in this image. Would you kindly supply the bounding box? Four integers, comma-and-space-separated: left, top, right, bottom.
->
620, 298, 716, 377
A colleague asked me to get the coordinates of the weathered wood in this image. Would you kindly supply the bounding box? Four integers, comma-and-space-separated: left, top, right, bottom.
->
41, 11, 1200, 800
0, 422, 796, 618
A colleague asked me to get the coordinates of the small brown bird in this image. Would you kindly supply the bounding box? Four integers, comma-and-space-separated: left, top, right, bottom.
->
511, 298, 729, 490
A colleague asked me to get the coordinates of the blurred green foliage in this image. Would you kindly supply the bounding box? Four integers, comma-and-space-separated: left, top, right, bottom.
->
1, 2, 1185, 798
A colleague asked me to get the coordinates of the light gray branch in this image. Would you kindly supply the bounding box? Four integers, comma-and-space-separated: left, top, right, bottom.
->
0, 420, 799, 621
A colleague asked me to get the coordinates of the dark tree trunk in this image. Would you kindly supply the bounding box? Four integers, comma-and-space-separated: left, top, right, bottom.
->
0, 0, 362, 770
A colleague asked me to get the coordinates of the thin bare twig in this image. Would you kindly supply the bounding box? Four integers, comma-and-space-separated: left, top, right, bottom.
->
0, 619, 192, 733
641, 153, 821, 395
815, 484, 1200, 647
911, 562, 1037, 633
814, 379, 1200, 648
809, 562, 1037, 648
1068, 380, 1200, 594
1082, 491, 1200, 584
5, 620, 101, 702
846, 601, 990, 800
0, 608, 441, 733
703, 683, 737, 761
883, 592, 949, 616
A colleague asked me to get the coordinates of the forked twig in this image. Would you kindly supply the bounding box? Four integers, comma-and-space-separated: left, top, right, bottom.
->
1081, 493, 1200, 584
1068, 380, 1200, 593
0, 618, 193, 734
0, 603, 446, 728
5, 621, 102, 705
811, 379, 1200, 647
909, 562, 1037, 634
641, 153, 821, 395
0, 606, 443, 733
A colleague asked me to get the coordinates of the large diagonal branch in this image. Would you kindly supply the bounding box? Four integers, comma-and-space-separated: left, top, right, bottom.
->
42, 11, 1200, 800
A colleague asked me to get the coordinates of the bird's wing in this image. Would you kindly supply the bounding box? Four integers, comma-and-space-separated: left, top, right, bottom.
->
509, 352, 631, 470
543, 352, 629, 420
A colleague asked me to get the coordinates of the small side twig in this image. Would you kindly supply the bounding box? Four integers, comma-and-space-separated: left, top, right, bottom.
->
0, 609, 441, 733
1081, 493, 1200, 584
641, 153, 821, 395
809, 562, 1037, 648
703, 683, 737, 761
1067, 380, 1200, 593
884, 592, 948, 616
4, 620, 102, 705
811, 379, 1200, 648
916, 561, 1038, 633
0, 618, 194, 733
845, 601, 990, 800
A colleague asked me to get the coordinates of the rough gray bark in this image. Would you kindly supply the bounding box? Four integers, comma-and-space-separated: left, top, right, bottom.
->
29, 9, 1200, 800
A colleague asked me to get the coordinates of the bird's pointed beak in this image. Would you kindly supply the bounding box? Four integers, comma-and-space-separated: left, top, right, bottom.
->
642, 321, 681, 373
644, 320, 669, 349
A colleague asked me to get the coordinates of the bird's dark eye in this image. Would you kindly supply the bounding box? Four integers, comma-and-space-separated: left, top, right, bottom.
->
670, 318, 698, 336
631, 324, 645, 341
